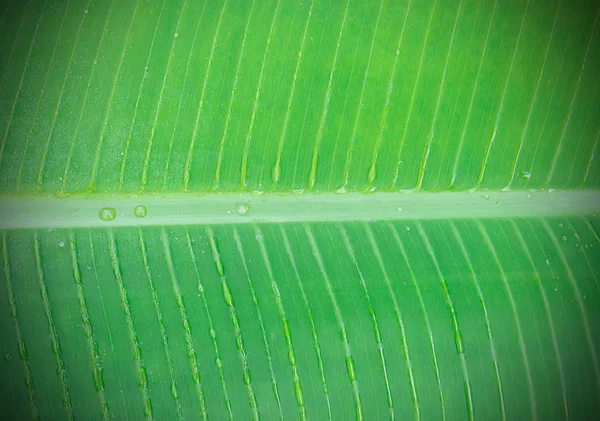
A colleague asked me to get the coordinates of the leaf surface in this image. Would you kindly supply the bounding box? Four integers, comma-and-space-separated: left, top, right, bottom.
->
0, 0, 599, 419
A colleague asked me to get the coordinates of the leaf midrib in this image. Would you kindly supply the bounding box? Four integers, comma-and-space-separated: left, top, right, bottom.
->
0, 190, 598, 230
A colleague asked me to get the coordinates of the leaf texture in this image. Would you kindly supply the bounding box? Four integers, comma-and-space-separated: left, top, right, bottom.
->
0, 0, 599, 420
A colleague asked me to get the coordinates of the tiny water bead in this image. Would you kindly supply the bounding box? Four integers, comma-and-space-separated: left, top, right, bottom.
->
134, 205, 147, 218
99, 207, 116, 221
236, 203, 249, 215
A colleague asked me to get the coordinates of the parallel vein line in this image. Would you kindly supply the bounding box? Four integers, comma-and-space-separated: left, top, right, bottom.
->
162, 2, 208, 191
564, 77, 600, 187
2, 233, 38, 420
0, 1, 12, 33
68, 233, 109, 420
33, 232, 74, 420
107, 231, 153, 420
416, 222, 473, 420
475, 220, 537, 420
583, 217, 600, 244
305, 0, 351, 191
239, 0, 282, 189
88, 0, 141, 190
184, 227, 234, 420
568, 220, 599, 292
391, 0, 438, 190
582, 127, 600, 186
339, 224, 395, 420
0, 0, 31, 94
36, 0, 98, 190
524, 22, 573, 189
280, 226, 332, 420
387, 222, 447, 421
140, 0, 188, 191
416, 0, 462, 191
341, 0, 385, 190
476, 0, 530, 187
206, 226, 260, 420
232, 226, 285, 421
513, 220, 569, 418
367, 0, 412, 188
254, 225, 307, 420
15, 0, 72, 191
272, 0, 315, 188
325, 18, 365, 191
256, 3, 301, 188
504, 1, 561, 190
540, 218, 600, 393
0, 0, 47, 168
213, 0, 257, 190
304, 224, 363, 420
449, 221, 506, 420
183, 0, 229, 191
118, 0, 169, 190
450, 1, 497, 187
160, 228, 208, 419
138, 230, 185, 420
88, 233, 130, 420
364, 223, 420, 420
60, 2, 112, 193
546, 7, 600, 186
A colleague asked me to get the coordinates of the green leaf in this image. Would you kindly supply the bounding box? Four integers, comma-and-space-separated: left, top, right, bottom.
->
0, 0, 599, 419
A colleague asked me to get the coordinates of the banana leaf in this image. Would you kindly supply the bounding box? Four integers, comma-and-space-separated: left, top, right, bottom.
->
0, 0, 599, 419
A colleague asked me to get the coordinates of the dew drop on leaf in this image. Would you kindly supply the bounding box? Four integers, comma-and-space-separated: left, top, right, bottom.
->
236, 203, 249, 215
134, 205, 147, 218
99, 207, 116, 221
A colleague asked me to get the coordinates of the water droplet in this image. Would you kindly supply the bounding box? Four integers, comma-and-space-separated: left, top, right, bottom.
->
209, 328, 216, 339
397, 207, 403, 212
84, 9, 88, 14
99, 207, 116, 221
92, 59, 97, 65
134, 205, 147, 218
561, 235, 567, 242
495, 201, 500, 205
481, 194, 490, 201
215, 358, 222, 368
173, 32, 178, 38
527, 194, 531, 199
405, 226, 411, 231
5, 354, 11, 361
545, 259, 550, 265
236, 203, 249, 215
226, 210, 232, 215
520, 171, 531, 179
58, 241, 65, 248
